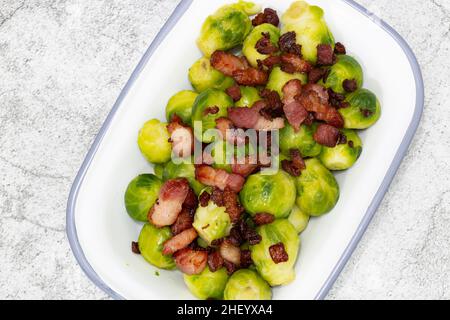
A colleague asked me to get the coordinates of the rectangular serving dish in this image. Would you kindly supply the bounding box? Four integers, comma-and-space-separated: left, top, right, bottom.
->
67, 0, 424, 300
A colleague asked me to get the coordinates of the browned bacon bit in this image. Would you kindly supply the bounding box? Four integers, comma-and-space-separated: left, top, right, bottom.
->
167, 116, 194, 158
225, 85, 242, 102
131, 241, 140, 254
337, 132, 348, 145
223, 187, 244, 223
211, 51, 248, 77
231, 156, 258, 178
148, 178, 190, 227
269, 243, 289, 264
203, 106, 219, 116
361, 108, 374, 118
195, 165, 245, 192
208, 251, 224, 272
252, 8, 280, 27
199, 191, 210, 207
348, 140, 355, 148
243, 226, 262, 245
233, 67, 269, 86
339, 101, 350, 109
223, 260, 238, 275
227, 226, 243, 247
240, 250, 253, 268
261, 89, 283, 110
281, 53, 312, 74
210, 187, 224, 207
343, 79, 358, 93
173, 248, 208, 275
282, 149, 306, 177
163, 228, 198, 255
260, 55, 281, 70
334, 42, 347, 55
253, 213, 275, 226
183, 188, 198, 210
282, 79, 302, 105
171, 208, 194, 235
303, 113, 315, 126
313, 124, 340, 147
211, 238, 224, 247
255, 32, 279, 55
278, 31, 302, 56
283, 101, 309, 132
317, 44, 336, 66
308, 68, 327, 84
227, 103, 284, 131
219, 240, 241, 265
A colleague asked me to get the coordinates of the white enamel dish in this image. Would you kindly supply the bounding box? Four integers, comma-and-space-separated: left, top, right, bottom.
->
66, 0, 424, 300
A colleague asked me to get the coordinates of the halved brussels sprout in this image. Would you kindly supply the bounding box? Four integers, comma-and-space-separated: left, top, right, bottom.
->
295, 158, 339, 216
224, 269, 272, 300
165, 90, 198, 125
240, 170, 296, 219
288, 205, 310, 234
189, 57, 235, 93
339, 88, 381, 129
162, 158, 205, 195
235, 86, 262, 107
266, 67, 308, 96
184, 267, 229, 300
191, 89, 234, 143
279, 123, 322, 157
193, 201, 232, 245
138, 223, 175, 270
197, 2, 254, 57
124, 174, 162, 222
320, 55, 363, 94
319, 129, 363, 171
281, 1, 335, 63
250, 219, 300, 286
243, 23, 281, 68
138, 119, 172, 164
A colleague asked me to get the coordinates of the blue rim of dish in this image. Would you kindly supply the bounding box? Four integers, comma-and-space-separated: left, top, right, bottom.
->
66, 0, 424, 300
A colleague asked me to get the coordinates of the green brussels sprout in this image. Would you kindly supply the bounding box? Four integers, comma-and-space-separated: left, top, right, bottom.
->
288, 205, 310, 234
184, 267, 229, 300
197, 3, 253, 57
193, 201, 232, 244
165, 90, 198, 125
191, 89, 234, 142
320, 55, 363, 94
189, 57, 235, 93
138, 223, 175, 270
339, 88, 381, 129
318, 129, 363, 171
240, 171, 296, 219
281, 1, 335, 64
138, 119, 172, 164
153, 163, 165, 180
279, 123, 322, 158
243, 23, 280, 68
250, 220, 300, 286
224, 269, 272, 300
124, 174, 162, 222
295, 158, 339, 217
266, 67, 308, 96
235, 86, 261, 107
162, 159, 205, 195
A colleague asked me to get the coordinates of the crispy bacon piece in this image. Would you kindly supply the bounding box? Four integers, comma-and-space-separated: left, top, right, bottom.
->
167, 116, 193, 158
227, 225, 243, 247
219, 240, 241, 265
282, 79, 302, 105
283, 101, 308, 132
259, 55, 281, 70
281, 149, 306, 177
278, 31, 302, 56
252, 8, 280, 27
343, 79, 358, 93
215, 117, 246, 145
183, 188, 198, 210
231, 156, 258, 178
163, 228, 198, 255
238, 220, 262, 245
131, 241, 140, 254
226, 85, 242, 102
210, 51, 248, 77
148, 179, 189, 227
313, 124, 340, 147
281, 53, 312, 74
240, 250, 253, 268
256, 32, 279, 55
253, 213, 275, 226
173, 248, 208, 275
203, 106, 219, 116
228, 102, 285, 131
171, 208, 194, 235
233, 67, 269, 86
223, 260, 238, 275
208, 251, 224, 272
308, 68, 327, 84
269, 243, 289, 264
195, 165, 245, 192
210, 187, 224, 207
199, 191, 210, 207
223, 187, 244, 223
317, 44, 336, 66
334, 42, 346, 55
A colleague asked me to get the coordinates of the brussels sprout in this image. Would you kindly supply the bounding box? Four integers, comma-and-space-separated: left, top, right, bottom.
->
138, 223, 175, 270
197, 3, 253, 57
240, 171, 296, 219
320, 55, 363, 94
193, 201, 232, 244
191, 89, 234, 143
235, 86, 261, 107
288, 205, 310, 234
266, 67, 308, 96
224, 269, 272, 300
153, 163, 165, 180
138, 119, 172, 164
250, 220, 300, 286
339, 88, 381, 129
243, 24, 281, 68
281, 1, 335, 64
184, 267, 229, 300
319, 129, 363, 171
124, 174, 162, 222
295, 158, 339, 217
279, 123, 322, 158
165, 90, 198, 125
189, 57, 235, 93
162, 159, 205, 195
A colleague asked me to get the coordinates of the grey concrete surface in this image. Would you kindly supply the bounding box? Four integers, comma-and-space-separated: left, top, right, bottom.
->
0, 0, 449, 300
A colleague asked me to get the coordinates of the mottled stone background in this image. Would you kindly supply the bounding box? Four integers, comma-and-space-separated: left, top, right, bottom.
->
0, 0, 448, 299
